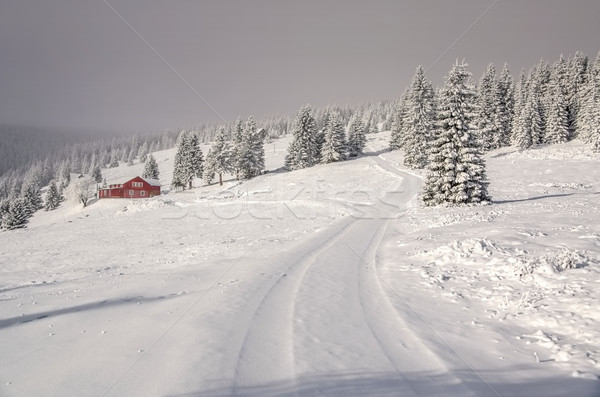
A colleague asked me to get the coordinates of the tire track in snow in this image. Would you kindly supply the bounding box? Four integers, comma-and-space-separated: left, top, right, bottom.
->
231, 216, 357, 393
362, 152, 501, 396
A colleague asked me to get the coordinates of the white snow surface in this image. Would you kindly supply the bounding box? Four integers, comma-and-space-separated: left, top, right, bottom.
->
1, 133, 599, 396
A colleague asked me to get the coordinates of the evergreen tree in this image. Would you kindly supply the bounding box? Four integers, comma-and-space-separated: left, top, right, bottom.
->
237, 117, 265, 179
207, 127, 233, 185
91, 164, 103, 183
120, 147, 128, 163
0, 199, 8, 228
320, 113, 346, 163
142, 154, 160, 180
403, 66, 436, 168
127, 147, 136, 166
477, 64, 499, 151
1, 198, 29, 230
202, 149, 216, 185
171, 131, 204, 190
109, 151, 119, 168
389, 96, 408, 150
44, 180, 62, 211
285, 105, 318, 170
494, 63, 514, 149
347, 112, 366, 157
232, 118, 244, 179
545, 85, 571, 144
20, 169, 42, 216
138, 140, 149, 163
422, 61, 490, 206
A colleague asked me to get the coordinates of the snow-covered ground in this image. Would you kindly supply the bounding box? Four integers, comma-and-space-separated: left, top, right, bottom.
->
0, 133, 598, 396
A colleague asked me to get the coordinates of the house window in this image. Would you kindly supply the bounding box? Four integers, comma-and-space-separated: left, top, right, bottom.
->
129, 190, 134, 196
140, 191, 146, 196
132, 182, 143, 188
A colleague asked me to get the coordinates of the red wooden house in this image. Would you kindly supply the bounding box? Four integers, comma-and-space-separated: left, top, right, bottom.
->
98, 176, 161, 199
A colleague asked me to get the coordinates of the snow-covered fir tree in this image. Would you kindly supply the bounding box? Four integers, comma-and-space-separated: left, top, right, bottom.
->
320, 112, 346, 163
567, 51, 589, 136
44, 180, 62, 211
346, 112, 366, 157
493, 63, 514, 149
1, 198, 29, 230
232, 118, 244, 179
403, 66, 436, 168
109, 151, 119, 168
202, 149, 216, 185
389, 96, 408, 150
171, 131, 204, 190
20, 169, 42, 216
512, 97, 536, 149
142, 154, 160, 180
237, 117, 265, 179
578, 51, 600, 147
422, 60, 490, 206
477, 63, 499, 152
91, 164, 102, 183
205, 127, 233, 185
127, 147, 136, 166
285, 105, 319, 170
545, 85, 571, 144
137, 140, 149, 163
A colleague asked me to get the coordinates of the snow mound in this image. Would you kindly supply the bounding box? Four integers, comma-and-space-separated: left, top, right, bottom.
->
114, 197, 175, 216
418, 239, 591, 278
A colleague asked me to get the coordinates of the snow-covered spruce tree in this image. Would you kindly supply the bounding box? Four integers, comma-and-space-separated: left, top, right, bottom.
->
320, 112, 346, 163
403, 65, 436, 168
44, 180, 62, 211
512, 97, 535, 149
545, 85, 571, 144
127, 147, 136, 166
422, 60, 490, 206
476, 63, 499, 152
580, 82, 600, 151
578, 52, 600, 145
232, 118, 244, 179
171, 131, 204, 190
493, 63, 514, 149
142, 154, 160, 180
568, 51, 589, 136
1, 198, 29, 230
207, 127, 233, 185
285, 105, 318, 170
109, 151, 119, 168
0, 199, 8, 228
512, 80, 544, 149
137, 140, 149, 163
20, 169, 42, 216
237, 117, 265, 179
389, 96, 408, 150
91, 164, 103, 183
202, 149, 216, 185
347, 112, 366, 157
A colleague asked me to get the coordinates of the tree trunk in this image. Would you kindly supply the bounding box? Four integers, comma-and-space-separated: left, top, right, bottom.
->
219, 173, 223, 186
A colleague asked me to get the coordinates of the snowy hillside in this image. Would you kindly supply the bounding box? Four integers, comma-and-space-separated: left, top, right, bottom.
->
0, 132, 599, 396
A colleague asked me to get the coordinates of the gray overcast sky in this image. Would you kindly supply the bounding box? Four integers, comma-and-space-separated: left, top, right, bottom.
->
1, 0, 599, 134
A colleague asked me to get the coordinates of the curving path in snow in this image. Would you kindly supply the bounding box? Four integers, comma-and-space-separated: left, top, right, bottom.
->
187, 153, 499, 396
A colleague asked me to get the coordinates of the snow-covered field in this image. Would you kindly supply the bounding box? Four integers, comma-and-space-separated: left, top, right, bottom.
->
1, 133, 599, 396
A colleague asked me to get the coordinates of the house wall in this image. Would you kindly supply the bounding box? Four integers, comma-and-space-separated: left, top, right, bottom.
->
98, 177, 161, 199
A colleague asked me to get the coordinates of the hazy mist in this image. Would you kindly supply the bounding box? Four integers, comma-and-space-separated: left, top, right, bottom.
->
1, 0, 599, 135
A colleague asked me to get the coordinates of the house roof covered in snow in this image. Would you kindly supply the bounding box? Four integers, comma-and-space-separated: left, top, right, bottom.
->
142, 178, 161, 186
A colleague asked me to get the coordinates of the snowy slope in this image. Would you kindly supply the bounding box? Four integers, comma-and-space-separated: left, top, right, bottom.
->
0, 133, 599, 396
